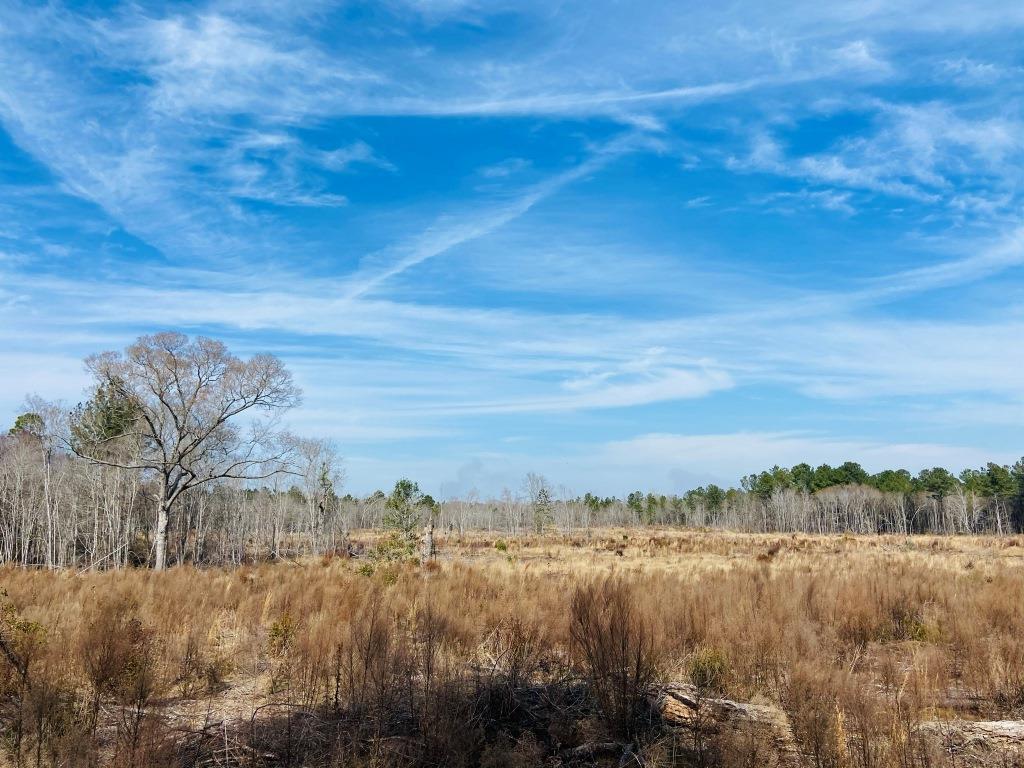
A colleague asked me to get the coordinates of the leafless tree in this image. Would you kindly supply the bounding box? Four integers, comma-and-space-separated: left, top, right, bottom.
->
73, 332, 301, 570
295, 437, 345, 555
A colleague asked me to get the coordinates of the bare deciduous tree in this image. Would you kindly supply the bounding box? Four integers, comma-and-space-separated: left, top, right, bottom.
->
73, 332, 301, 570
295, 437, 345, 555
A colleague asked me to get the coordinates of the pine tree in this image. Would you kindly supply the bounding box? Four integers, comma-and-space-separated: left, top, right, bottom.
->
533, 486, 554, 533
382, 478, 424, 558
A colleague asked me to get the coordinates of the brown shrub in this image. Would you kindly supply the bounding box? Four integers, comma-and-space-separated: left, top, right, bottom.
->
570, 575, 661, 739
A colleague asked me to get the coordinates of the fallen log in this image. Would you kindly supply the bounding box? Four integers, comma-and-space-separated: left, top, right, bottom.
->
656, 683, 1024, 768
654, 684, 800, 766
921, 719, 1024, 766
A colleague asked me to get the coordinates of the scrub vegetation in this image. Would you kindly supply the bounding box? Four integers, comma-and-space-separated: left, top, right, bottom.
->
3, 531, 1024, 766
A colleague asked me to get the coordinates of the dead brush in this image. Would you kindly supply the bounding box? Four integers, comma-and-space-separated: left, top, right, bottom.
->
570, 575, 662, 740
77, 594, 157, 730
4, 532, 1024, 766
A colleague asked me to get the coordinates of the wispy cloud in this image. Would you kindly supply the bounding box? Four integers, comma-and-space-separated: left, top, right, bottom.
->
119, 13, 382, 119
342, 132, 653, 298
855, 225, 1024, 299
478, 158, 531, 179
732, 100, 1024, 213
2, 0, 1023, 492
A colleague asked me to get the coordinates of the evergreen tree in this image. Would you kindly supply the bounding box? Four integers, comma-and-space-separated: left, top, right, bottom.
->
382, 478, 425, 556
8, 412, 44, 438
533, 486, 554, 533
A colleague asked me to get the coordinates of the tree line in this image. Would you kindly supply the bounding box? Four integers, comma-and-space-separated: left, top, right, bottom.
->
2, 332, 1023, 570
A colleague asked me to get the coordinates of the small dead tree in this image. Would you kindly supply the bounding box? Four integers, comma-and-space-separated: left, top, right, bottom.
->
73, 332, 301, 570
422, 503, 437, 562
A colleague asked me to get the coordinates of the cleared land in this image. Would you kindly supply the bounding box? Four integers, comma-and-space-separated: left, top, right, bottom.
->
3, 530, 1024, 767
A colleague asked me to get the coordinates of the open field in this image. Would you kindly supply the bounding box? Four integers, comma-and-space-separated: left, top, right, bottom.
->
4, 529, 1024, 767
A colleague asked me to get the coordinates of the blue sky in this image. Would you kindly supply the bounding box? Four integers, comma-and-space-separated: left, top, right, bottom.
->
1, 1, 1023, 497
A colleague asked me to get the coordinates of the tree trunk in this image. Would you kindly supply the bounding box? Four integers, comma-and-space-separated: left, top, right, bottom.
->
154, 488, 170, 572
422, 518, 435, 561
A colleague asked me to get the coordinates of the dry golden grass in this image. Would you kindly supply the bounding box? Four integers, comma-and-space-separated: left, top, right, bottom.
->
3, 529, 1024, 766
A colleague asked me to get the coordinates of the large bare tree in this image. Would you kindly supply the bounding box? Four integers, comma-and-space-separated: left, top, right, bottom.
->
74, 332, 301, 570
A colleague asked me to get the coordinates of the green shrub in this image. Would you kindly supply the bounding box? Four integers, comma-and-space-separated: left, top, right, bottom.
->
268, 613, 296, 658
689, 647, 729, 695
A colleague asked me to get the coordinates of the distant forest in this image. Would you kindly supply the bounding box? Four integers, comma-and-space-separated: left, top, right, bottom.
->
4, 409, 1023, 570
2, 333, 1023, 570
